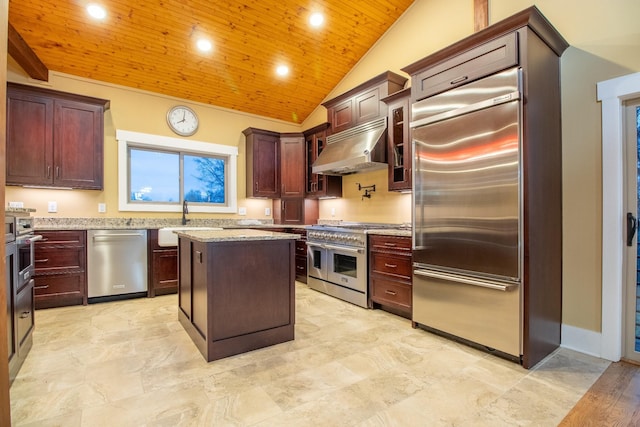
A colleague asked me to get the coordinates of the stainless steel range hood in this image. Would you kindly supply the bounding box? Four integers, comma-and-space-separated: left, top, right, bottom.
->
312, 117, 388, 175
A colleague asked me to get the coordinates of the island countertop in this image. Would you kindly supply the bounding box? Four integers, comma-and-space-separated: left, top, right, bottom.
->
175, 228, 300, 242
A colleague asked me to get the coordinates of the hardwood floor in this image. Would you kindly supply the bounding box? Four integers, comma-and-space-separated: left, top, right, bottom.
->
559, 361, 640, 426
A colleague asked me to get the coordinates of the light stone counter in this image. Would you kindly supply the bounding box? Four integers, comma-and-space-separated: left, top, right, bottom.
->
32, 217, 279, 230
365, 228, 412, 237
175, 228, 300, 242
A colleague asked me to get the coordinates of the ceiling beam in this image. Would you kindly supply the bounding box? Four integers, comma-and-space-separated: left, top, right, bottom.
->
474, 0, 489, 32
7, 22, 48, 81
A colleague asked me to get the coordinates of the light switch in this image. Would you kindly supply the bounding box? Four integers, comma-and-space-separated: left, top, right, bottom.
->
265, 207, 271, 216
238, 207, 247, 215
48, 201, 58, 213
98, 203, 106, 213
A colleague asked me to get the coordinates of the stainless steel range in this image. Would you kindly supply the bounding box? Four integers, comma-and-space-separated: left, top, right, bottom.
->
307, 223, 406, 308
307, 225, 368, 307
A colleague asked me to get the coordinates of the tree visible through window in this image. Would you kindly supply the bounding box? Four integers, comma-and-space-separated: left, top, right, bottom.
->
184, 155, 225, 203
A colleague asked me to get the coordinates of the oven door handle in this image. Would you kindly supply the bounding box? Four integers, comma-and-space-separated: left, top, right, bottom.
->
324, 244, 364, 254
18, 234, 43, 244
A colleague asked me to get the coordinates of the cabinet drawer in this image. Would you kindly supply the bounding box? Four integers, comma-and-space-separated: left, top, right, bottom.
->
15, 281, 34, 346
34, 274, 83, 296
371, 253, 412, 279
295, 240, 307, 254
371, 277, 411, 310
295, 255, 307, 274
412, 33, 518, 100
369, 235, 412, 253
35, 248, 85, 272
36, 230, 85, 246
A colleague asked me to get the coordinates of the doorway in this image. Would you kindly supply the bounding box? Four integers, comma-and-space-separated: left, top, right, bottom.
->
625, 99, 640, 364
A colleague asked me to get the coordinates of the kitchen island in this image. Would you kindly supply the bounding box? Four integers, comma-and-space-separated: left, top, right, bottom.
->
176, 228, 298, 362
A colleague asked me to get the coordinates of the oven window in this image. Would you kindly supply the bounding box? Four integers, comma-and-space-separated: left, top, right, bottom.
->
18, 244, 30, 273
333, 253, 357, 278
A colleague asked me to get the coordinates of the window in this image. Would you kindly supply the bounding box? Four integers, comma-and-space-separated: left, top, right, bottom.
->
116, 130, 238, 213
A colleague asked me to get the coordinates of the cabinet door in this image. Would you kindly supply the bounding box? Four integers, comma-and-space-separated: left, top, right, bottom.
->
305, 128, 342, 198
151, 248, 178, 295
5, 244, 16, 367
246, 130, 280, 198
280, 198, 304, 224
387, 95, 412, 191
327, 98, 354, 134
280, 135, 305, 197
6, 89, 54, 186
355, 87, 381, 124
53, 99, 104, 189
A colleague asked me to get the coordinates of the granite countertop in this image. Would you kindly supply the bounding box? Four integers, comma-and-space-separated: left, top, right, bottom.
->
365, 228, 412, 237
175, 228, 300, 243
32, 217, 287, 230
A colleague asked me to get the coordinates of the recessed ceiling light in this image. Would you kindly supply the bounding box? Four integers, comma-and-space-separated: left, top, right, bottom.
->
87, 4, 107, 20
276, 65, 289, 77
309, 12, 324, 27
196, 38, 213, 52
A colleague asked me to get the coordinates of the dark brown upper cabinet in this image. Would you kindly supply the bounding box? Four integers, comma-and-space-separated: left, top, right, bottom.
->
303, 123, 342, 199
322, 71, 407, 135
382, 88, 411, 192
6, 83, 109, 189
243, 127, 281, 198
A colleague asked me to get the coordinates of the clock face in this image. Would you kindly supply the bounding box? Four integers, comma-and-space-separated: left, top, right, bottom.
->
167, 106, 199, 136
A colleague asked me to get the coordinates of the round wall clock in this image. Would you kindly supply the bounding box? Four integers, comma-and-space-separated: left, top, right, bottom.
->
167, 105, 199, 136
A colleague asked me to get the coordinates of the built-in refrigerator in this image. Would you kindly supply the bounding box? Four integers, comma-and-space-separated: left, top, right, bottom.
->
411, 68, 523, 359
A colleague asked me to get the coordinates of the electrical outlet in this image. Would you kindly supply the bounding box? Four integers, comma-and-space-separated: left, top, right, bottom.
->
331, 208, 336, 217
47, 201, 58, 213
98, 203, 107, 213
238, 207, 247, 216
265, 207, 271, 216
8, 201, 23, 208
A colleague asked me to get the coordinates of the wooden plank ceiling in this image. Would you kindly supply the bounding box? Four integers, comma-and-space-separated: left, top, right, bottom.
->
8, 0, 415, 123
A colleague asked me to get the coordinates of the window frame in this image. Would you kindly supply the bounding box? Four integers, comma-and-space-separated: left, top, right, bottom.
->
116, 129, 238, 213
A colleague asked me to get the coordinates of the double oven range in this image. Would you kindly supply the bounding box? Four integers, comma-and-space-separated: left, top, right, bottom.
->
306, 223, 401, 308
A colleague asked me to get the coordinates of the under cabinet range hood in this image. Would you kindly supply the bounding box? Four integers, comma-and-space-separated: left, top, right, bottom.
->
312, 117, 388, 175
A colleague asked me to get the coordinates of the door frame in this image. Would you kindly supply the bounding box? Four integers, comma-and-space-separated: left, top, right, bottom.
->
623, 99, 640, 362
598, 71, 640, 362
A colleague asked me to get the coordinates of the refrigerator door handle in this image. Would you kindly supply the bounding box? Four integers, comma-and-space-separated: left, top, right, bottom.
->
410, 90, 521, 128
414, 269, 518, 291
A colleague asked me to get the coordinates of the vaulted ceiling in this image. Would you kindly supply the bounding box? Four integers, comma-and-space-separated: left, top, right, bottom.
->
8, 0, 415, 123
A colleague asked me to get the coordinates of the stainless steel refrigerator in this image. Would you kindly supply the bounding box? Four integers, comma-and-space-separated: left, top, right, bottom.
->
411, 67, 523, 359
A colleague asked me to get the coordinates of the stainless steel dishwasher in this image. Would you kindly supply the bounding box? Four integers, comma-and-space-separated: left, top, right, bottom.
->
87, 229, 148, 300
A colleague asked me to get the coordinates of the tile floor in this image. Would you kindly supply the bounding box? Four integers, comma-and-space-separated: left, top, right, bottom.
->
10, 282, 609, 426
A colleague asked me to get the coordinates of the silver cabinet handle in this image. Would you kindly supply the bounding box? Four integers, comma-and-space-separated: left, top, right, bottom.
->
385, 290, 397, 296
414, 269, 517, 291
384, 263, 397, 268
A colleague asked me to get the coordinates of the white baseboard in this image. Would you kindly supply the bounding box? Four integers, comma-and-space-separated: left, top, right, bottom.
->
560, 323, 603, 358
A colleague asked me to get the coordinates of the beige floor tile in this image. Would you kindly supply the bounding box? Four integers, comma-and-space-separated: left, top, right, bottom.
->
10, 283, 609, 427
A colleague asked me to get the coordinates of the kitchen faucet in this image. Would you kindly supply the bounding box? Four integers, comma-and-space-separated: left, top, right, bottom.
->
182, 200, 190, 225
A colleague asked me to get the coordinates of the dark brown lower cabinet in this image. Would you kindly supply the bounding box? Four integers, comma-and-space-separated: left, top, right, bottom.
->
368, 234, 412, 319
34, 230, 87, 309
147, 229, 178, 297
